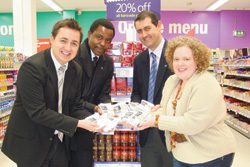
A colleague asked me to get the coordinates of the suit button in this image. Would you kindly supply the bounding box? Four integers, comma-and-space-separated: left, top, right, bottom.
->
49, 137, 53, 141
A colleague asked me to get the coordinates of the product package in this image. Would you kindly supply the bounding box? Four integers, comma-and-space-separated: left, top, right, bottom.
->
85, 100, 154, 134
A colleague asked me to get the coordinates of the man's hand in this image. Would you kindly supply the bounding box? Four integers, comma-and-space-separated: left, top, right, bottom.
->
94, 106, 103, 115
77, 119, 103, 133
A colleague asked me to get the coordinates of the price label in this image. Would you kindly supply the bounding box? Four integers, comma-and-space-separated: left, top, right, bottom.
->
105, 0, 160, 21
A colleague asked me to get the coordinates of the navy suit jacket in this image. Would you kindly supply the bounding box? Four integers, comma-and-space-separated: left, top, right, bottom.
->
72, 39, 114, 150
131, 39, 173, 147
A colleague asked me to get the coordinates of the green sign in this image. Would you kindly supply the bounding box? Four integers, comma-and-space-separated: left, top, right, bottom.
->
233, 30, 245, 36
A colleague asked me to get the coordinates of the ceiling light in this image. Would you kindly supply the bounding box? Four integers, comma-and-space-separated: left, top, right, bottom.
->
41, 0, 63, 11
207, 0, 229, 11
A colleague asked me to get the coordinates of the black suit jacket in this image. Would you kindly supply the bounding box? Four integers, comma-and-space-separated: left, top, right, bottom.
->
71, 39, 114, 150
1, 48, 91, 167
131, 40, 173, 147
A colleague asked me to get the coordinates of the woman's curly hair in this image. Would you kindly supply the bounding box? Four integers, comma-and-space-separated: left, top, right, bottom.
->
165, 36, 211, 73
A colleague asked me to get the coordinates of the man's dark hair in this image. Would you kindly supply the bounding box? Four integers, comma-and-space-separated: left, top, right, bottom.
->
134, 10, 159, 28
89, 18, 115, 37
51, 18, 83, 42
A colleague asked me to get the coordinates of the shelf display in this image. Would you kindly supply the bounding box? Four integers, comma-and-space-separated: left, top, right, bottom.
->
213, 55, 250, 139
0, 52, 25, 147
107, 41, 145, 103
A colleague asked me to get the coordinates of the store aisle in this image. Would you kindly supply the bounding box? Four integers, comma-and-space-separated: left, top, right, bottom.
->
0, 150, 16, 167
230, 128, 250, 167
0, 127, 249, 167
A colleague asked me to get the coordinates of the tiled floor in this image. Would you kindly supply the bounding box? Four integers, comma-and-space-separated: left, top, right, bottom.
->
0, 128, 249, 167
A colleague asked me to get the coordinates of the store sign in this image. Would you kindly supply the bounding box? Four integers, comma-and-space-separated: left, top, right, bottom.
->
105, 0, 161, 21
0, 25, 14, 36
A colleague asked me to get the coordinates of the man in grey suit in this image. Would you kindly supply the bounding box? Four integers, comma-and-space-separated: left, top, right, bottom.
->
131, 11, 173, 167
1, 18, 101, 167
71, 18, 115, 167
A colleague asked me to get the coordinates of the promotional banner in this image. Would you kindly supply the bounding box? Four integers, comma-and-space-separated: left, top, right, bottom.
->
37, 38, 50, 53
105, 0, 160, 21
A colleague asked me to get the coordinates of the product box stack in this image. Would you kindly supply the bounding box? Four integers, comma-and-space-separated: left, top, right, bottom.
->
106, 41, 145, 97
93, 131, 141, 162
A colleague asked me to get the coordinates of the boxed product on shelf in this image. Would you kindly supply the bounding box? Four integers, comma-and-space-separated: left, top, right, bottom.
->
109, 43, 122, 50
127, 78, 133, 95
105, 47, 122, 56
121, 55, 133, 67
121, 41, 133, 55
110, 75, 116, 96
132, 42, 142, 55
110, 55, 122, 67
116, 78, 127, 96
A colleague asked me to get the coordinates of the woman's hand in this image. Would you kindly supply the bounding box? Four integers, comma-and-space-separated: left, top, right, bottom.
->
151, 104, 161, 112
136, 116, 155, 130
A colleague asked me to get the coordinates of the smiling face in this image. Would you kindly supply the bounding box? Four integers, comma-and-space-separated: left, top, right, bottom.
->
173, 46, 197, 82
135, 17, 162, 51
50, 27, 80, 65
88, 25, 114, 56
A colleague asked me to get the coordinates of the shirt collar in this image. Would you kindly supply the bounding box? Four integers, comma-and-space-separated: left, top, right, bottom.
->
90, 50, 99, 61
50, 49, 68, 72
148, 38, 165, 59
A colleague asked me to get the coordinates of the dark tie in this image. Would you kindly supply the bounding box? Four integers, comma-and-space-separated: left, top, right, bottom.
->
93, 56, 98, 67
57, 65, 66, 141
148, 52, 157, 103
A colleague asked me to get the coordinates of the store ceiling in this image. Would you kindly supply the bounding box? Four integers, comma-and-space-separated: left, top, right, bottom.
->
1, 0, 250, 13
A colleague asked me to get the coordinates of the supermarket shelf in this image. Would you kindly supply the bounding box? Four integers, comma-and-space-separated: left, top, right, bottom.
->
224, 64, 250, 68
0, 68, 18, 71
94, 161, 141, 167
224, 72, 250, 78
0, 89, 15, 96
223, 83, 250, 91
225, 120, 250, 139
227, 107, 250, 119
0, 110, 11, 118
223, 93, 250, 103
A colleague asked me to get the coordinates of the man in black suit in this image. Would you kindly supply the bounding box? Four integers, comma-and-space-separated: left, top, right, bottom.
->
131, 11, 173, 166
1, 19, 101, 167
71, 18, 115, 167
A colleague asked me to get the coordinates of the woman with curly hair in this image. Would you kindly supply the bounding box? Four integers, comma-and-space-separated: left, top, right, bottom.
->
136, 36, 237, 167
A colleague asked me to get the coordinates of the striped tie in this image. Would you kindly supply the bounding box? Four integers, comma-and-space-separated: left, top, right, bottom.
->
58, 65, 66, 142
148, 52, 157, 103
93, 56, 98, 67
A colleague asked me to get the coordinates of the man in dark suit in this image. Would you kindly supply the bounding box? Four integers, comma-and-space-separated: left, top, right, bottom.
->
1, 18, 101, 167
71, 18, 115, 167
131, 11, 173, 166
